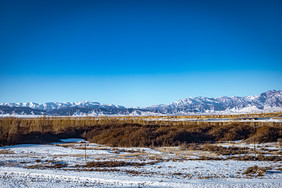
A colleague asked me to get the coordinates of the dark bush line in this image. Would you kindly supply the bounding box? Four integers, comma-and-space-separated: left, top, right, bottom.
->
84, 161, 156, 168
227, 155, 281, 161
27, 162, 68, 169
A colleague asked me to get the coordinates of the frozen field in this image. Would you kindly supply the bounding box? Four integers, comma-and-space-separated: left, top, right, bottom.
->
0, 139, 281, 187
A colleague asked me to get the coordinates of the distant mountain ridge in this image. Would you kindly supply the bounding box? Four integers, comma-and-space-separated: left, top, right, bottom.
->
143, 90, 282, 114
0, 101, 125, 111
0, 90, 281, 116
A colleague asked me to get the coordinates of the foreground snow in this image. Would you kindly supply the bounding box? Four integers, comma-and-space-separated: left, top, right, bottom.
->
0, 139, 281, 187
1, 166, 282, 188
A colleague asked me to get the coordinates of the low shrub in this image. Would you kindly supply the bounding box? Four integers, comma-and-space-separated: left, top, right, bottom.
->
243, 165, 270, 176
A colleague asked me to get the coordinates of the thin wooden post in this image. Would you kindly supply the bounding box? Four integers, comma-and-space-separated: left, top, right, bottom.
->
254, 122, 256, 160
85, 141, 87, 161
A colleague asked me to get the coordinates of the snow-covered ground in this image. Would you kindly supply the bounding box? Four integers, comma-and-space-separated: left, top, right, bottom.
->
0, 139, 281, 187
144, 117, 282, 122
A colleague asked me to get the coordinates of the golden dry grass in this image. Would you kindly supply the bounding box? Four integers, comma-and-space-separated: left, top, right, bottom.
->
1, 113, 281, 146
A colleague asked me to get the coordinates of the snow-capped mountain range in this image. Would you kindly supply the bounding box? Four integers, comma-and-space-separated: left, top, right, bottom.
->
0, 90, 281, 116
143, 90, 282, 114
0, 101, 125, 111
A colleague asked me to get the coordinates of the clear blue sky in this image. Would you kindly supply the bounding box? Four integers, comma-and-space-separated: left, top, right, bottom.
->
0, 0, 281, 107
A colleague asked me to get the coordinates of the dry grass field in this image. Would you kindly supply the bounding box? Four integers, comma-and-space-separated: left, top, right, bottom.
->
0, 112, 281, 146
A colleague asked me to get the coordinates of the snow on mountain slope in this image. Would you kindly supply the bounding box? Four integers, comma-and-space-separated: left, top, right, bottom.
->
0, 101, 126, 111
143, 90, 282, 114
0, 90, 281, 116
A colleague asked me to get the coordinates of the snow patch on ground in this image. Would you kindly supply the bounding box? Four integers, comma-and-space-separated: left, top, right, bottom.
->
0, 140, 281, 187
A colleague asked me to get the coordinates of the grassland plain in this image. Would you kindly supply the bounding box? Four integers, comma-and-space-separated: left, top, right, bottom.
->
0, 112, 281, 146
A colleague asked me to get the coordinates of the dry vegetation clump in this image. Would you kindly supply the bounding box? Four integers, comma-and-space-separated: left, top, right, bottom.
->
74, 168, 121, 172
179, 143, 201, 150
208, 124, 253, 141
0, 149, 15, 154
51, 162, 68, 168
256, 155, 281, 161
76, 168, 151, 176
246, 126, 281, 143
202, 145, 250, 155
278, 138, 282, 148
84, 161, 156, 168
243, 165, 270, 176
26, 161, 68, 169
116, 149, 137, 153
197, 156, 225, 160
227, 155, 281, 161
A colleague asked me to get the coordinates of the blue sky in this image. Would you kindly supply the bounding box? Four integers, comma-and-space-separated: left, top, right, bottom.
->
0, 0, 281, 107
